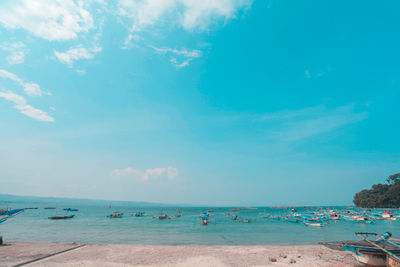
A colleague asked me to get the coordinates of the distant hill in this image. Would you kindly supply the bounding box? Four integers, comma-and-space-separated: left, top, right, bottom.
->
0, 193, 182, 207
353, 173, 400, 208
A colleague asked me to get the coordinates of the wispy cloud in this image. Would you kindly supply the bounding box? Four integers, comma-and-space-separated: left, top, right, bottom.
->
111, 166, 178, 181
0, 90, 54, 122
54, 46, 102, 67
261, 104, 368, 142
152, 46, 202, 68
1, 42, 28, 65
0, 0, 94, 41
118, 0, 252, 32
0, 69, 44, 96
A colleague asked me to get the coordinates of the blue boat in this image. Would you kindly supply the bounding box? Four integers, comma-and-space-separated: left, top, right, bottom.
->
320, 232, 400, 266
64, 208, 79, 211
5, 209, 24, 218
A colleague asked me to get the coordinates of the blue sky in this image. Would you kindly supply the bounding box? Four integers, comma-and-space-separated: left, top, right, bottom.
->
0, 0, 399, 206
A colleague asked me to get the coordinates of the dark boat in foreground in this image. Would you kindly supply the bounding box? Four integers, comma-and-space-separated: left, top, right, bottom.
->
320, 232, 400, 266
49, 215, 75, 220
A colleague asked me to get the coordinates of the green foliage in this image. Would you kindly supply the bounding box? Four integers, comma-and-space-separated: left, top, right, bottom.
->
353, 173, 400, 208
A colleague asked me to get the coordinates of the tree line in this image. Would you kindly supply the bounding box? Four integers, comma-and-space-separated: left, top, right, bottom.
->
353, 173, 400, 208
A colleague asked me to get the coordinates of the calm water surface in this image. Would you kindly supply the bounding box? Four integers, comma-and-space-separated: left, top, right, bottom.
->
1, 201, 400, 245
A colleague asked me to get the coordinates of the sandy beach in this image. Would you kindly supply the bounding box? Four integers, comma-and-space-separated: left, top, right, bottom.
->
0, 242, 356, 266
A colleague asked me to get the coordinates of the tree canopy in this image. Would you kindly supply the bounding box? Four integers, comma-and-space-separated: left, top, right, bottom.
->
353, 173, 400, 208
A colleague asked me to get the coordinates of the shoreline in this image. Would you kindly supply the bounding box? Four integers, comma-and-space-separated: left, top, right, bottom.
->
0, 242, 355, 266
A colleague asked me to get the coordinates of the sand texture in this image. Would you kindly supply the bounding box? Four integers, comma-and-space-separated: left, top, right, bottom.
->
0, 242, 356, 267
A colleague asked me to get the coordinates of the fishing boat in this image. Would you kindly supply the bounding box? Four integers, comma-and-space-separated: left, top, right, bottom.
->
175, 209, 182, 217
229, 208, 241, 212
303, 220, 324, 227
329, 214, 340, 220
343, 215, 374, 224
0, 216, 7, 224
302, 215, 325, 227
64, 208, 79, 212
0, 208, 10, 215
382, 211, 397, 221
320, 232, 400, 266
44, 207, 56, 209
49, 215, 75, 220
108, 212, 123, 218
5, 209, 24, 218
285, 216, 300, 223
200, 213, 209, 225
134, 211, 145, 217
154, 213, 172, 219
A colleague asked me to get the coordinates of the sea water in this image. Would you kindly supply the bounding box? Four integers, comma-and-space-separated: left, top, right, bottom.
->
1, 200, 400, 245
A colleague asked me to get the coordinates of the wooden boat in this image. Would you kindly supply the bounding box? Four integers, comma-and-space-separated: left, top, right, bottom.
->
108, 212, 123, 218
0, 216, 7, 224
0, 208, 10, 215
5, 209, 24, 218
320, 232, 400, 266
329, 214, 340, 220
303, 221, 324, 227
343, 215, 374, 224
285, 216, 300, 223
175, 209, 182, 217
134, 211, 145, 217
44, 207, 56, 209
382, 211, 397, 221
49, 215, 75, 220
64, 208, 79, 211
200, 213, 209, 225
229, 208, 241, 212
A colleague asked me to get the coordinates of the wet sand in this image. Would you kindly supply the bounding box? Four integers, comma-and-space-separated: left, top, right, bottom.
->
0, 242, 355, 266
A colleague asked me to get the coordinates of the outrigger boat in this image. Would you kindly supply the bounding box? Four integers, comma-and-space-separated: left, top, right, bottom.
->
343, 215, 374, 224
175, 209, 182, 217
64, 208, 79, 212
108, 212, 123, 218
200, 213, 210, 225
134, 211, 146, 217
320, 232, 400, 266
0, 216, 7, 224
382, 211, 397, 221
49, 215, 75, 220
153, 213, 172, 219
5, 209, 24, 218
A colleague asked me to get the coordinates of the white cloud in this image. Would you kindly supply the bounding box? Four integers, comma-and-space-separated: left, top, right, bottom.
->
152, 46, 201, 68
1, 42, 27, 65
0, 69, 43, 96
111, 166, 178, 181
0, 0, 94, 41
179, 0, 251, 31
54, 46, 102, 67
118, 0, 251, 32
0, 90, 54, 122
14, 104, 55, 122
118, 0, 176, 31
0, 90, 25, 105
